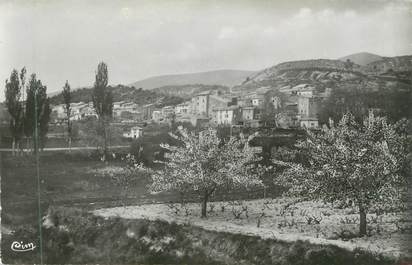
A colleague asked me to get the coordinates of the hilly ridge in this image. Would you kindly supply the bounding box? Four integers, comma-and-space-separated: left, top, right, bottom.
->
236, 59, 365, 92
235, 54, 412, 93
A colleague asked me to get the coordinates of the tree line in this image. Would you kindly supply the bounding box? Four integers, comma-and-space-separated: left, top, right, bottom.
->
49, 84, 185, 108
4, 62, 114, 155
4, 68, 51, 154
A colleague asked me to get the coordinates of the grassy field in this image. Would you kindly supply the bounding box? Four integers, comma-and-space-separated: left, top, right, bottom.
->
0, 150, 151, 263
1, 151, 148, 229
0, 150, 281, 263
0, 150, 277, 229
0, 149, 277, 229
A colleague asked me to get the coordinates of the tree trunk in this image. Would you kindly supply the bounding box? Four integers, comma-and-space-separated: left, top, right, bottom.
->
201, 191, 209, 218
359, 206, 367, 236
104, 127, 107, 155
26, 137, 30, 153
103, 120, 108, 157
67, 120, 71, 152
12, 137, 15, 156
262, 145, 271, 164
16, 139, 20, 156
17, 140, 23, 156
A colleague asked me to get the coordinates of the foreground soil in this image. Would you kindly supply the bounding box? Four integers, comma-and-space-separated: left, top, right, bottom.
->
2, 206, 404, 264
94, 198, 412, 259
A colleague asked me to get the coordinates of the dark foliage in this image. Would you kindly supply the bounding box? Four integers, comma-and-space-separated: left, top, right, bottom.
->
62, 80, 72, 140
319, 85, 412, 125
129, 123, 182, 166
92, 62, 113, 119
49, 84, 185, 108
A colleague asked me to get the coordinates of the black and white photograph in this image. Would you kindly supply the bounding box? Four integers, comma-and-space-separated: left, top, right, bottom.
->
1, 0, 412, 264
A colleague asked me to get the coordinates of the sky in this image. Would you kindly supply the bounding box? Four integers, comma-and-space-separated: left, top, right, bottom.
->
1, 0, 412, 99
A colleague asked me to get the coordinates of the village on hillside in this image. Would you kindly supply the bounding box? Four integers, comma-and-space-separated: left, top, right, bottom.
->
48, 83, 328, 139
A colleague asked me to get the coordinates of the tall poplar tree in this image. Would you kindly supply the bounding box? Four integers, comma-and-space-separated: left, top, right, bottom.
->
4, 68, 25, 155
62, 81, 72, 150
92, 62, 113, 157
24, 74, 51, 151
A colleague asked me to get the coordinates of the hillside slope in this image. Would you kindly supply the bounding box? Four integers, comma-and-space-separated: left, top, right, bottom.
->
129, 69, 256, 90
235, 56, 411, 93
236, 59, 365, 91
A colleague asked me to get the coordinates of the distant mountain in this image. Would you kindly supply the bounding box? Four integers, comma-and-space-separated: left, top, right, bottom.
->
47, 90, 61, 97
339, 52, 383, 66
129, 69, 256, 90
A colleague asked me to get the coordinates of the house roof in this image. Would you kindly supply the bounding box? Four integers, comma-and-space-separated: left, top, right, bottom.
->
293, 84, 309, 89
71, 102, 87, 107
162, 105, 174, 110
252, 94, 265, 100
